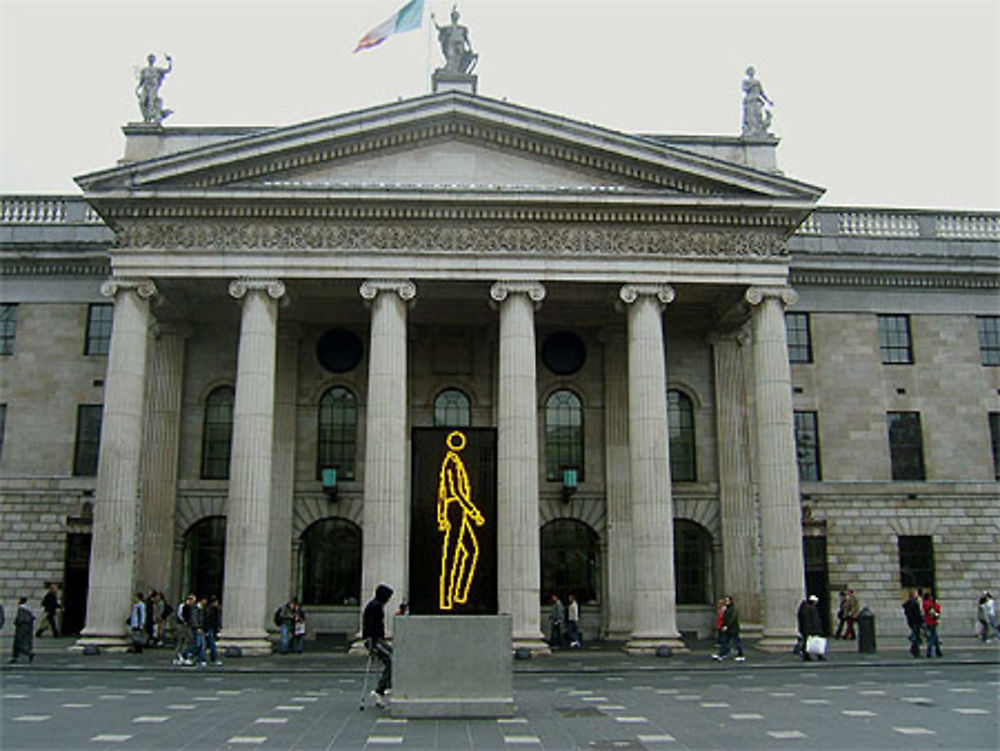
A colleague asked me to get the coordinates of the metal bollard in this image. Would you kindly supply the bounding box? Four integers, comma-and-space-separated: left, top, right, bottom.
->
857, 606, 876, 653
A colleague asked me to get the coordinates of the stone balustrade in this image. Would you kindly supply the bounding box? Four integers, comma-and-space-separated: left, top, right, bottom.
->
796, 206, 999, 240
1, 196, 102, 225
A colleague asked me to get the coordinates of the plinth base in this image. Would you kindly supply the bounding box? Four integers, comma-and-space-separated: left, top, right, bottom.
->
71, 635, 129, 654
754, 634, 799, 653
215, 637, 273, 657
432, 70, 477, 95
623, 636, 689, 655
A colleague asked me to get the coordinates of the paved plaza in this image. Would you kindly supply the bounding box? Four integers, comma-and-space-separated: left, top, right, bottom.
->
2, 638, 997, 750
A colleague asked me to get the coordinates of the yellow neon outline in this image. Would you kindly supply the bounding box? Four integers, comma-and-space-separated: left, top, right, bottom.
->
437, 430, 485, 610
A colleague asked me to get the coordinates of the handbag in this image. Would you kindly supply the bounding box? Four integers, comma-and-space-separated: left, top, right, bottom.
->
805, 635, 827, 656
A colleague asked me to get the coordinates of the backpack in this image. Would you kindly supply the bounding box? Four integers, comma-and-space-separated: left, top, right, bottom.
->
273, 607, 282, 628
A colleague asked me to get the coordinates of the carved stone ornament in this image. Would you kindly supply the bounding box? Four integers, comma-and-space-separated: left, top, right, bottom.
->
359, 279, 417, 301
744, 285, 798, 308
619, 284, 675, 306
489, 281, 546, 304
228, 278, 286, 300
100, 278, 158, 300
113, 221, 788, 259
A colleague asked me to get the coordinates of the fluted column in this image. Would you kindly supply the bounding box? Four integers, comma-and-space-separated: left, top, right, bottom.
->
746, 286, 804, 651
76, 278, 156, 651
710, 329, 762, 630
601, 328, 633, 639
491, 281, 548, 652
620, 284, 685, 653
360, 279, 414, 630
138, 323, 188, 597
218, 278, 285, 655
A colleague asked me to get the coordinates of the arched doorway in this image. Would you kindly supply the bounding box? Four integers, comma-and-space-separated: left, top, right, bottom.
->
540, 519, 599, 604
181, 516, 226, 599
674, 519, 714, 605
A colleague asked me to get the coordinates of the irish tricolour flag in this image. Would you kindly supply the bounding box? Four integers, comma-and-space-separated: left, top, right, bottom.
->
355, 0, 425, 52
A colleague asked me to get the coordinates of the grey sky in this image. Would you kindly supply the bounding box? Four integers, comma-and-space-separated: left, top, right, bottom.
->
1, 0, 997, 210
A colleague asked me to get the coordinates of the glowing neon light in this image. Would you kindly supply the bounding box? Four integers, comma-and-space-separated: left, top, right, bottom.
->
437, 430, 485, 610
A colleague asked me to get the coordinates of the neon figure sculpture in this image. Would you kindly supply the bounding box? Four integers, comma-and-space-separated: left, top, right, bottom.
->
437, 430, 485, 610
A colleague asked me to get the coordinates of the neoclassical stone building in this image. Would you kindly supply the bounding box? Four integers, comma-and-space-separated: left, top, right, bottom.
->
1, 91, 997, 652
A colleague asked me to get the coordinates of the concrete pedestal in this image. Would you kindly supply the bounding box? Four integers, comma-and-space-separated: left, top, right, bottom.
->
391, 615, 514, 718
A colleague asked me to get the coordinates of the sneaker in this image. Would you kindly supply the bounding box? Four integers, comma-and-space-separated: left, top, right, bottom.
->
182, 658, 194, 666
371, 691, 386, 709
198, 661, 207, 667
212, 661, 223, 666
735, 656, 746, 662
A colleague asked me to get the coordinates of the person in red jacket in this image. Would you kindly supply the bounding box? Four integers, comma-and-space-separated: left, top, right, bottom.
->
922, 590, 943, 658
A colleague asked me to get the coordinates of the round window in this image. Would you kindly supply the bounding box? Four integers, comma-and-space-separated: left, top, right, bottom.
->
542, 331, 586, 375
316, 328, 363, 373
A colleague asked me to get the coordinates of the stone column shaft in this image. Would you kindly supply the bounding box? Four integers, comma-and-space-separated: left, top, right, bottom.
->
491, 281, 547, 651
77, 278, 156, 650
360, 280, 414, 629
219, 278, 284, 654
747, 286, 804, 651
268, 327, 299, 614
620, 284, 684, 653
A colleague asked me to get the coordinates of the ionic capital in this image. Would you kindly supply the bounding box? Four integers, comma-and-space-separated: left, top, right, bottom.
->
359, 279, 417, 302
489, 281, 546, 306
100, 278, 157, 301
744, 286, 798, 308
228, 278, 286, 301
618, 283, 675, 306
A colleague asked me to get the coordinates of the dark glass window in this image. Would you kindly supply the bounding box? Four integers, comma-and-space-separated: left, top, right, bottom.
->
433, 388, 471, 427
786, 312, 813, 363
0, 403, 6, 460
794, 411, 822, 481
316, 328, 363, 373
978, 317, 1000, 366
73, 404, 103, 476
0, 303, 17, 356
989, 412, 1000, 481
668, 390, 696, 482
898, 535, 935, 593
84, 303, 113, 355
182, 516, 226, 600
540, 519, 599, 604
317, 387, 357, 481
541, 331, 587, 375
878, 314, 914, 364
300, 518, 362, 605
888, 411, 925, 481
545, 390, 584, 482
201, 386, 235, 480
674, 520, 713, 605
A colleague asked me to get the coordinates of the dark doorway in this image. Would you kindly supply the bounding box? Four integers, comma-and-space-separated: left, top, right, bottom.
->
61, 533, 91, 635
803, 535, 831, 635
182, 516, 226, 599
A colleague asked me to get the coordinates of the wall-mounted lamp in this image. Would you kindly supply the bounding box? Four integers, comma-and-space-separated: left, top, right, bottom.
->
321, 466, 338, 502
561, 467, 578, 503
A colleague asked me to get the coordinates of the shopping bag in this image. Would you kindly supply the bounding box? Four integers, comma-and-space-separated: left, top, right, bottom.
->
805, 635, 827, 656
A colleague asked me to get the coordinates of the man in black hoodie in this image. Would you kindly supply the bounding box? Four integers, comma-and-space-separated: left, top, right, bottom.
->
362, 583, 394, 707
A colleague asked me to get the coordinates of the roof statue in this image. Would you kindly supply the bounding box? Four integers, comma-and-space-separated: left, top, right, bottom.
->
136, 53, 173, 125
741, 66, 773, 138
432, 6, 478, 75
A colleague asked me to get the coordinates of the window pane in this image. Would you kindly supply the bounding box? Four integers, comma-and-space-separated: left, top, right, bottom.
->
989, 412, 1000, 481
794, 411, 822, 481
786, 312, 813, 363
898, 535, 935, 593
878, 314, 913, 364
433, 388, 470, 427
888, 411, 925, 480
545, 390, 583, 482
318, 387, 357, 480
978, 317, 1000, 366
73, 404, 103, 476
85, 304, 113, 355
300, 518, 362, 605
540, 519, 599, 604
201, 387, 234, 479
668, 390, 696, 482
674, 520, 713, 605
0, 303, 18, 356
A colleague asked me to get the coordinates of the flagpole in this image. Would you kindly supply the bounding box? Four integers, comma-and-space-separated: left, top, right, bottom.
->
425, 4, 432, 93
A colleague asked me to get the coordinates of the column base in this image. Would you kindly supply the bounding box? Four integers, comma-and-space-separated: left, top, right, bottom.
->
216, 636, 273, 657
623, 636, 689, 655
755, 632, 799, 653
71, 634, 130, 654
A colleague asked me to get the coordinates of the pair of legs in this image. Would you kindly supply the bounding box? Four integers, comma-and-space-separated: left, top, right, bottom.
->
367, 639, 393, 697
925, 625, 942, 657
907, 624, 922, 656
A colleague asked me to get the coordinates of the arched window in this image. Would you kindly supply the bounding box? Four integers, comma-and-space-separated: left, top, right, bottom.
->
433, 388, 470, 427
540, 519, 599, 604
182, 516, 226, 599
545, 389, 584, 481
300, 518, 362, 605
318, 387, 357, 480
668, 389, 696, 482
674, 519, 713, 605
201, 386, 234, 479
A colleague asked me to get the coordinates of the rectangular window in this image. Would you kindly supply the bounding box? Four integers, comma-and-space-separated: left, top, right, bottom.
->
85, 303, 114, 355
794, 411, 822, 481
978, 316, 1000, 366
888, 411, 925, 480
786, 312, 813, 363
0, 403, 6, 460
0, 303, 18, 356
898, 535, 935, 593
73, 404, 103, 476
878, 314, 913, 364
989, 412, 1000, 481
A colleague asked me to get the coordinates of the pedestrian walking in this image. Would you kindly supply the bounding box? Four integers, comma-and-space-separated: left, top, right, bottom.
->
548, 594, 566, 649
833, 588, 847, 639
362, 583, 394, 708
173, 593, 196, 665
923, 590, 943, 658
566, 593, 582, 648
797, 594, 826, 661
902, 589, 923, 657
180, 596, 208, 666
843, 589, 860, 640
275, 598, 299, 654
35, 584, 62, 638
714, 595, 746, 661
291, 601, 307, 653
206, 595, 222, 664
9, 596, 35, 664
127, 592, 147, 653
976, 592, 1000, 641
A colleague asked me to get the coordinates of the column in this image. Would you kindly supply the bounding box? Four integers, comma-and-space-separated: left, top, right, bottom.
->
490, 281, 548, 652
620, 284, 685, 653
601, 328, 633, 639
710, 329, 762, 630
138, 324, 188, 596
746, 286, 804, 651
218, 278, 285, 655
359, 279, 414, 629
76, 278, 156, 651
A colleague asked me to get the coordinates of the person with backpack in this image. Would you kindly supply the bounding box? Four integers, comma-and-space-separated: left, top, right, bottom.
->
173, 593, 196, 666
275, 599, 298, 654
